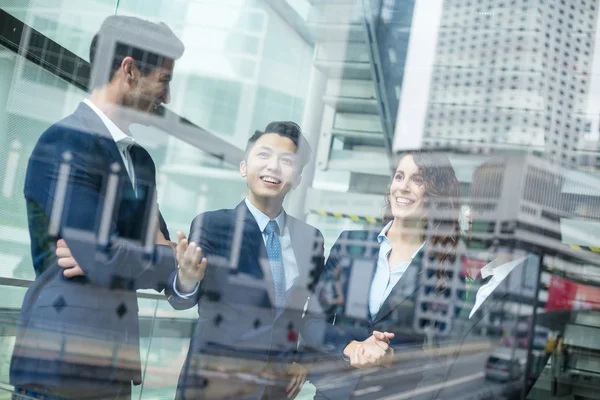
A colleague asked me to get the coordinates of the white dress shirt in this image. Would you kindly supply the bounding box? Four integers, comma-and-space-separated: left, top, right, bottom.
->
468, 255, 529, 319
172, 198, 300, 298
83, 99, 136, 187
369, 221, 424, 319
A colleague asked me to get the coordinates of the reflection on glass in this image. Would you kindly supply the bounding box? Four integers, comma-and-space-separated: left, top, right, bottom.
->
0, 1, 599, 399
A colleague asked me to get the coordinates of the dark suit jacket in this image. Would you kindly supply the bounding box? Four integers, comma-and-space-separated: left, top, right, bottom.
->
433, 253, 541, 399
165, 201, 325, 399
10, 102, 177, 389
304, 229, 444, 400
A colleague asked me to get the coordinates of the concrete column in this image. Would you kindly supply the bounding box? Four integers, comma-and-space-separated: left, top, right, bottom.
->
0, 50, 17, 199
287, 64, 327, 220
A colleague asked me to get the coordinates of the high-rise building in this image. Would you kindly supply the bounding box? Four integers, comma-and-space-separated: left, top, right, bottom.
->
395, 0, 600, 169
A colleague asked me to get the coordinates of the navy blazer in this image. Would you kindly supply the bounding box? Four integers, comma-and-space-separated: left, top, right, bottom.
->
10, 102, 177, 388
165, 202, 325, 398
304, 229, 445, 400
434, 254, 541, 399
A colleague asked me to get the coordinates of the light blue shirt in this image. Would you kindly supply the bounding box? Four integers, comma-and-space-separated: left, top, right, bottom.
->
243, 198, 298, 291
369, 221, 424, 319
172, 198, 299, 298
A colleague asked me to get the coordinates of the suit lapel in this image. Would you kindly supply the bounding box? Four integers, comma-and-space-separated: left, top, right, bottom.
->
366, 258, 378, 319
77, 102, 136, 193
287, 217, 318, 288
344, 230, 380, 321
236, 202, 267, 279
458, 258, 535, 342
459, 290, 510, 345
286, 218, 327, 313
285, 218, 303, 295
129, 144, 153, 198
287, 217, 302, 269
373, 251, 425, 324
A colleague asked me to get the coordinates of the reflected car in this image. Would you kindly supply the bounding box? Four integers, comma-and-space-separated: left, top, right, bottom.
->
533, 326, 551, 350
485, 349, 523, 381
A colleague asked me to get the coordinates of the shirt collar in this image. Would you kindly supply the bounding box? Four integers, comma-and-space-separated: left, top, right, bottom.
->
244, 197, 285, 235
83, 99, 135, 148
480, 255, 529, 280
377, 220, 425, 259
377, 221, 393, 244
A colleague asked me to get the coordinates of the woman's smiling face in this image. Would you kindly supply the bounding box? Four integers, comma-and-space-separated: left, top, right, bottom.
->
388, 155, 427, 221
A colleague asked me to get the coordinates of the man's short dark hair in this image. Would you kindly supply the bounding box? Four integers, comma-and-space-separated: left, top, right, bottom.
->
246, 121, 312, 172
89, 16, 185, 88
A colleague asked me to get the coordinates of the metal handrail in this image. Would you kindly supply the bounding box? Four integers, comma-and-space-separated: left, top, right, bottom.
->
0, 276, 167, 301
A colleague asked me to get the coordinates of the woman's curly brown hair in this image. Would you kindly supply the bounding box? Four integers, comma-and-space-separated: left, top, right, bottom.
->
383, 151, 460, 292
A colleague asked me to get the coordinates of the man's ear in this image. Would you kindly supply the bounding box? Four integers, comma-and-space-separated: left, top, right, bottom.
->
240, 160, 247, 177
121, 56, 138, 85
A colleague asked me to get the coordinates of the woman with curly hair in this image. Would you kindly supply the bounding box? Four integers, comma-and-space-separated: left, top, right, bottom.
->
307, 151, 460, 399
381, 150, 461, 293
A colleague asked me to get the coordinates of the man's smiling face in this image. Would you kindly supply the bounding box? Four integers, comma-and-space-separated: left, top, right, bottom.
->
240, 133, 302, 204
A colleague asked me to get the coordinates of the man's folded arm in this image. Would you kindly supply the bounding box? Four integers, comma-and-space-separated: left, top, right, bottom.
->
27, 131, 176, 291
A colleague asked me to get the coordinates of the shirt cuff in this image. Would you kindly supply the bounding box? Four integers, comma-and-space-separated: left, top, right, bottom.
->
342, 340, 353, 367
172, 268, 200, 298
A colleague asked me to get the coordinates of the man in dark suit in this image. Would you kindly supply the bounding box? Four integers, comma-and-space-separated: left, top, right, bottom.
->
431, 157, 544, 399
167, 121, 326, 399
435, 252, 540, 399
10, 16, 184, 400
